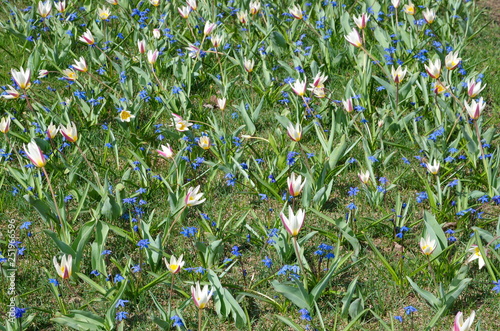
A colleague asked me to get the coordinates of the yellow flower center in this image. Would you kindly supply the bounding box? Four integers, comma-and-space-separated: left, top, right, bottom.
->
120, 111, 132, 121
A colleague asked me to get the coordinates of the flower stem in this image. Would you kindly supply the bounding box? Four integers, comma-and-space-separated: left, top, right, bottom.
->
292, 236, 308, 291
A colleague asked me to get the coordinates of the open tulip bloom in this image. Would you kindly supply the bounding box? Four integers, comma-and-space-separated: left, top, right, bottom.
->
465, 97, 486, 120
191, 282, 213, 309
467, 245, 485, 269
0, 117, 11, 133
345, 28, 362, 47
24, 140, 47, 168
419, 236, 437, 255
454, 311, 475, 331
424, 59, 441, 79
53, 254, 72, 279
185, 185, 206, 207
11, 67, 31, 90
157, 144, 174, 159
280, 206, 305, 237
467, 79, 485, 98
287, 173, 306, 197
286, 122, 302, 142
426, 160, 440, 175
164, 254, 185, 274
60, 122, 78, 142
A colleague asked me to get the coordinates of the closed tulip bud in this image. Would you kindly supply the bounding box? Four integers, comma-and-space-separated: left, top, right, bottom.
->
53, 255, 72, 279
204, 21, 217, 36
353, 13, 368, 29
198, 136, 211, 150
391, 65, 407, 84
138, 39, 146, 54
72, 57, 88, 72
47, 122, 59, 139
391, 0, 400, 8
425, 59, 441, 79
60, 122, 78, 142
445, 51, 461, 70
244, 58, 255, 73
425, 160, 440, 175
38, 69, 49, 78
178, 5, 190, 18
467, 79, 486, 98
147, 49, 159, 64
164, 254, 185, 274
342, 99, 353, 113
185, 185, 206, 206
153, 29, 161, 39
287, 173, 306, 197
0, 117, 11, 134
465, 97, 486, 120
419, 236, 437, 255
454, 311, 475, 331
289, 5, 303, 19
250, 1, 260, 15
237, 10, 248, 24
378, 120, 384, 128
55, 0, 66, 13
191, 282, 213, 309
157, 144, 174, 159
217, 97, 226, 110
24, 140, 47, 167
345, 28, 362, 47
290, 79, 307, 96
38, 1, 52, 18
186, 0, 197, 11
280, 206, 305, 237
286, 122, 302, 142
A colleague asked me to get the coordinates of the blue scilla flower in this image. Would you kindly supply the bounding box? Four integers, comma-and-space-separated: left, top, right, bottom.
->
348, 187, 359, 196
171, 315, 184, 327
116, 299, 129, 308
492, 280, 500, 294
416, 192, 428, 203
404, 306, 417, 315
137, 239, 150, 249
20, 221, 31, 230
116, 311, 128, 321
231, 246, 241, 256
262, 256, 273, 268
299, 308, 312, 321
14, 307, 26, 319
114, 274, 125, 283
180, 227, 198, 238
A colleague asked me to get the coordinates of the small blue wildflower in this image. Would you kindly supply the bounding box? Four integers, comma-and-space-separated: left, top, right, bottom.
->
137, 239, 150, 249
116, 311, 128, 321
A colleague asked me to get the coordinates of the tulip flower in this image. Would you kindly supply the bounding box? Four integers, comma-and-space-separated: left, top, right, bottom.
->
198, 136, 211, 150
38, 1, 52, 18
289, 5, 303, 19
243, 58, 255, 73
98, 7, 111, 20
55, 1, 66, 13
342, 99, 353, 113
106, 0, 118, 4
47, 122, 59, 139
465, 98, 486, 120
186, 0, 197, 10
185, 185, 206, 207
153, 28, 161, 39
53, 255, 72, 279
211, 35, 223, 48
353, 13, 368, 29
79, 29, 95, 45
137, 39, 146, 54
466, 79, 486, 98
237, 10, 248, 24
119, 110, 135, 122
425, 59, 441, 79
445, 51, 461, 70
403, 2, 415, 15
250, 1, 260, 15
191, 282, 213, 309
147, 49, 159, 64
72, 57, 88, 72
309, 87, 325, 98
311, 72, 328, 88
454, 311, 475, 331
164, 254, 185, 274
286, 122, 302, 142
291, 79, 307, 96
217, 97, 226, 110
157, 144, 174, 159
419, 236, 437, 255
23, 140, 47, 168
467, 245, 485, 269
204, 21, 217, 36
391, 66, 407, 84
280, 206, 305, 237
149, 0, 160, 6
1, 86, 21, 99
391, 0, 400, 8
287, 173, 306, 197
60, 122, 78, 142
11, 67, 31, 90
38, 70, 49, 78
62, 69, 78, 81
425, 160, 440, 175
422, 8, 435, 23
433, 82, 448, 94
0, 117, 11, 134
175, 120, 193, 132
178, 6, 191, 18
358, 170, 370, 184
186, 44, 201, 59
345, 28, 362, 47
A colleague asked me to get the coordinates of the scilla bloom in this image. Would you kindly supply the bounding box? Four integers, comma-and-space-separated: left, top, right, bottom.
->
286, 122, 302, 142
287, 173, 306, 197
454, 311, 475, 331
345, 28, 362, 47
11, 67, 31, 90
24, 140, 46, 167
185, 185, 206, 206
445, 51, 461, 70
198, 136, 211, 150
465, 98, 486, 120
425, 160, 440, 175
191, 282, 213, 309
53, 255, 72, 279
60, 122, 78, 142
280, 207, 305, 237
157, 144, 174, 159
164, 254, 185, 274
419, 236, 437, 255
